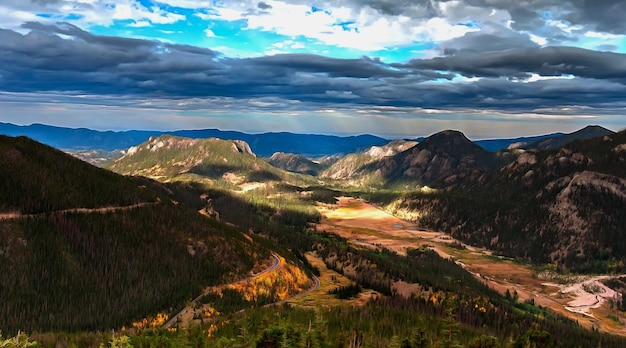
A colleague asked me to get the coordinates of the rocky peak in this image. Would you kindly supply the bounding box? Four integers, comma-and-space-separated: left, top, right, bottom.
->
232, 140, 255, 157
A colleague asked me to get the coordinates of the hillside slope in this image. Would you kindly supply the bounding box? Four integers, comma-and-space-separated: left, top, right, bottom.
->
322, 132, 504, 189
267, 152, 323, 176
0, 136, 158, 214
0, 136, 267, 333
319, 140, 417, 186
386, 130, 626, 271
107, 135, 313, 188
520, 125, 615, 150
475, 132, 563, 152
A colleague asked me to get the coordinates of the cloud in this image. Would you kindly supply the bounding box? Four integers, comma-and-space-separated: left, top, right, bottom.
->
195, 1, 480, 51
1, 22, 625, 120
257, 2, 272, 10
438, 22, 539, 55
0, 0, 187, 30
402, 46, 626, 82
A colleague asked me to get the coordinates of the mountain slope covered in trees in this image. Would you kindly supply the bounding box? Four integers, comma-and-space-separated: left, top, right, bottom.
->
375, 129, 626, 272
0, 135, 268, 333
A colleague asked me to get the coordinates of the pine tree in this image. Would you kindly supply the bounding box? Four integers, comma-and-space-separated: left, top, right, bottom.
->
440, 298, 462, 348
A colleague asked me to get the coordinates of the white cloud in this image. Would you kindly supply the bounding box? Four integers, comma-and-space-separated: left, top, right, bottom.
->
585, 31, 622, 39
128, 20, 152, 28
528, 33, 548, 46
546, 19, 584, 35
0, 0, 187, 30
0, 6, 47, 31
525, 73, 575, 83
198, 2, 478, 51
155, 1, 212, 9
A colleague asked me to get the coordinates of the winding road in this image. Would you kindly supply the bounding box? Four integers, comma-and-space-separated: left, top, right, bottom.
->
163, 253, 281, 328
270, 274, 321, 307
0, 202, 158, 221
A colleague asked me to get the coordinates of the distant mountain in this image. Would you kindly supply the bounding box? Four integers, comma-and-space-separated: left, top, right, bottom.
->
107, 135, 312, 188
520, 125, 615, 150
474, 133, 563, 152
0, 135, 266, 332
172, 129, 389, 157
321, 131, 504, 188
0, 123, 154, 151
267, 152, 323, 176
384, 129, 626, 272
472, 126, 616, 152
0, 122, 388, 157
319, 140, 418, 186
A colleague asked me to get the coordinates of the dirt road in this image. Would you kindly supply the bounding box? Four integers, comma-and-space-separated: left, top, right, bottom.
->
0, 202, 158, 221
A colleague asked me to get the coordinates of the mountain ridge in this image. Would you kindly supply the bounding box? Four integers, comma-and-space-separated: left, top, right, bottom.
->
0, 122, 388, 157
0, 135, 268, 332
321, 130, 502, 188
378, 129, 626, 272
519, 125, 615, 150
106, 134, 313, 189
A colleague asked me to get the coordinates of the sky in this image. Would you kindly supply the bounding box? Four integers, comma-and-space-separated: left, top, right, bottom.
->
0, 0, 625, 139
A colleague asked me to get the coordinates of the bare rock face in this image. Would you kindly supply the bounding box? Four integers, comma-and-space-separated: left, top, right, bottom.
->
109, 135, 261, 180
321, 130, 502, 188
232, 140, 255, 157
612, 143, 626, 155
319, 140, 417, 182
547, 171, 626, 263
390, 130, 500, 187
365, 140, 417, 158
383, 129, 626, 272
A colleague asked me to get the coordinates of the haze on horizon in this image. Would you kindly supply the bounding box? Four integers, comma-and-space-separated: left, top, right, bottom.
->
1, 0, 625, 139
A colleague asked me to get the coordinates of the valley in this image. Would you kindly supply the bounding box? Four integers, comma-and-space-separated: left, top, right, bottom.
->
316, 196, 626, 335
2, 126, 626, 347
2, 0, 626, 344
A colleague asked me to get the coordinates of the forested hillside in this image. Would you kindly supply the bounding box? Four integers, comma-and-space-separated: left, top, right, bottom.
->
376, 129, 626, 272
0, 135, 268, 333
0, 136, 158, 214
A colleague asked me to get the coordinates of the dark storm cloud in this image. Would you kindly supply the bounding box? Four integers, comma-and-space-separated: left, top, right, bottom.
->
402, 46, 626, 81
0, 23, 410, 99
360, 0, 436, 16
250, 54, 410, 78
1, 22, 626, 114
465, 0, 626, 34
352, 0, 626, 35
564, 0, 626, 34
439, 24, 539, 55
257, 1, 272, 10
30, 0, 62, 4
3, 0, 93, 12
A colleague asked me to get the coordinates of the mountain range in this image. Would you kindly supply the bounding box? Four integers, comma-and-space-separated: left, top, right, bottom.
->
102, 124, 626, 273
367, 129, 626, 272
0, 122, 616, 158
2, 123, 626, 345
0, 122, 387, 157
